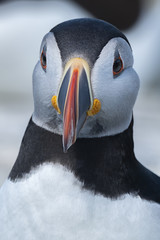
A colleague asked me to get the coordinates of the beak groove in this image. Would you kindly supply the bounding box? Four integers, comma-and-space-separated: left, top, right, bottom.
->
62, 68, 79, 152
58, 58, 92, 152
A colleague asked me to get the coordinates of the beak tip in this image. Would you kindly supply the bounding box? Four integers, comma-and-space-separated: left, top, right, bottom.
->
62, 139, 71, 153
63, 145, 68, 153
63, 136, 76, 153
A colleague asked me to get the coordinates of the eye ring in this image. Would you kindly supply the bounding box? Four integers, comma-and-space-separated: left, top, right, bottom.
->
40, 49, 47, 70
113, 56, 123, 76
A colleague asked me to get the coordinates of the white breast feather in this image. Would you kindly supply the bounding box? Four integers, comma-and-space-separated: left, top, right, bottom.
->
0, 163, 160, 240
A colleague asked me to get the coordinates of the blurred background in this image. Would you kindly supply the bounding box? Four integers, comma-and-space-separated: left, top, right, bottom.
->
0, 0, 160, 186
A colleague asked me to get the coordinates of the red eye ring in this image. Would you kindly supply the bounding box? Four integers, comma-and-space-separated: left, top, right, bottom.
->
113, 56, 123, 76
40, 50, 47, 70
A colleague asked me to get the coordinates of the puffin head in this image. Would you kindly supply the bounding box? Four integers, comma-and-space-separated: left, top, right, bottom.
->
32, 18, 140, 152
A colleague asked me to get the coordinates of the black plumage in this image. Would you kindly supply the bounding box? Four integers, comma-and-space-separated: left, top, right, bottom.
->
9, 118, 160, 204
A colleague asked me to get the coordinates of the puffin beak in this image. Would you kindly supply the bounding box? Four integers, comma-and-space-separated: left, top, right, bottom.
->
57, 58, 93, 152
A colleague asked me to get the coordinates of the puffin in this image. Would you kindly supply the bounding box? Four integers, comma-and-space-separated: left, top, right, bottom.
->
0, 18, 160, 240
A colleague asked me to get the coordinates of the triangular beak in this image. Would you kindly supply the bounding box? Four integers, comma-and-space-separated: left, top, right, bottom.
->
57, 58, 93, 152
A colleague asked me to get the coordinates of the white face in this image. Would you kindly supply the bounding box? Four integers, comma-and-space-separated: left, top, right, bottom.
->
32, 32, 140, 138
32, 33, 63, 134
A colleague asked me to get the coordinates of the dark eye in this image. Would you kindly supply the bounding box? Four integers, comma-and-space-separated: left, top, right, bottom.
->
113, 56, 123, 76
40, 48, 47, 71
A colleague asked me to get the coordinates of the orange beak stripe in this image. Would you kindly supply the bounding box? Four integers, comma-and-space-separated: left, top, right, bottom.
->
63, 68, 79, 152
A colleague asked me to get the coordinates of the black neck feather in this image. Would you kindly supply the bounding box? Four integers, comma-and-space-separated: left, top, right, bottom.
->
9, 118, 160, 203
